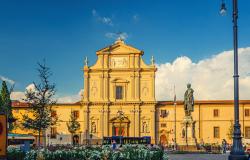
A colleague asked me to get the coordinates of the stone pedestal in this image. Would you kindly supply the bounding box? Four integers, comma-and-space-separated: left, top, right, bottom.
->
180, 116, 197, 146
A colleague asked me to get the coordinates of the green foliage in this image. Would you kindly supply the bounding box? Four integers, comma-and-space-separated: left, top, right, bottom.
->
22, 60, 57, 146
67, 112, 80, 134
0, 91, 2, 110
0, 80, 14, 131
21, 145, 169, 160
227, 120, 234, 140
7, 147, 26, 160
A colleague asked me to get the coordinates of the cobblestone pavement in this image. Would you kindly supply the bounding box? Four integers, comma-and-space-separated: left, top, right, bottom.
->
168, 153, 229, 160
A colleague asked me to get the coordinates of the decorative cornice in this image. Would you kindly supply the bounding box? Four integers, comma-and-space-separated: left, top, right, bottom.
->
158, 100, 250, 105
86, 68, 155, 73
12, 100, 250, 109
80, 101, 157, 106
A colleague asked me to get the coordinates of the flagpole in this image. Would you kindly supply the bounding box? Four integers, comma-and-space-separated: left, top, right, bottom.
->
174, 85, 177, 150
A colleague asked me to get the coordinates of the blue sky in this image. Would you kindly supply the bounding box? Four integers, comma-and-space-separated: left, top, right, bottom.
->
0, 0, 250, 99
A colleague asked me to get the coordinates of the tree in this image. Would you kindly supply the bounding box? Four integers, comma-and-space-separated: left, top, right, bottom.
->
0, 91, 2, 111
227, 120, 234, 140
22, 60, 56, 147
0, 81, 14, 131
67, 112, 80, 145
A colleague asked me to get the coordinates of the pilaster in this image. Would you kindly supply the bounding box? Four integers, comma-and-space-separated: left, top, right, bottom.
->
104, 74, 109, 101
150, 106, 156, 144
83, 105, 90, 135
135, 72, 140, 101
103, 105, 110, 136
83, 68, 89, 102
135, 105, 140, 137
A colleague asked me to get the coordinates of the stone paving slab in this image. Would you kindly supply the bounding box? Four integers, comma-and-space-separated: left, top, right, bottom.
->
168, 153, 229, 160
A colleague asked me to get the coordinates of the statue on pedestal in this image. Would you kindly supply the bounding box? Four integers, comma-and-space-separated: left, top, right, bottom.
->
184, 83, 194, 117
180, 83, 197, 147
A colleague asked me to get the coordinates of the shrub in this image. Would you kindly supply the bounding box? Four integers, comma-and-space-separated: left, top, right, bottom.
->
8, 145, 168, 160
7, 147, 26, 160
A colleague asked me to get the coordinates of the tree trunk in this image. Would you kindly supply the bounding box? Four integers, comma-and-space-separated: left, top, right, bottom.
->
42, 129, 46, 148
71, 133, 73, 145
38, 130, 41, 147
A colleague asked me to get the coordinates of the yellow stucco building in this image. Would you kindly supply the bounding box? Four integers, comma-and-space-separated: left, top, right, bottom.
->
11, 39, 250, 146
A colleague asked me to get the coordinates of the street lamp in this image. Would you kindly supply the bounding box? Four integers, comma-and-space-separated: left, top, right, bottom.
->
220, 0, 227, 15
220, 0, 247, 159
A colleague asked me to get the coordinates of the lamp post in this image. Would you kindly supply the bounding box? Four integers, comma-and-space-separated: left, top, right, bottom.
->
220, 0, 247, 159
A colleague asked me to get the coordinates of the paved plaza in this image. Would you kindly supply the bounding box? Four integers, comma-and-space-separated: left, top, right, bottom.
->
168, 153, 229, 160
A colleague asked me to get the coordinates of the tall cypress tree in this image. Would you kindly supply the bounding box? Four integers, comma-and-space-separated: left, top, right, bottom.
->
0, 90, 2, 112
0, 81, 14, 131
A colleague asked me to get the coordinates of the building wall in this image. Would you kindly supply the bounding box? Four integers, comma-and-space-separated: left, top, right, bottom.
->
81, 39, 157, 144
10, 40, 250, 146
157, 101, 250, 145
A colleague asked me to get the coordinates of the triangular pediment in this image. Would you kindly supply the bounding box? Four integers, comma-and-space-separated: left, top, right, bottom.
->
96, 40, 142, 55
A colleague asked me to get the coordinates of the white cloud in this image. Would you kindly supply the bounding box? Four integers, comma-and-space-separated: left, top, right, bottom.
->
57, 89, 83, 103
156, 47, 250, 101
101, 17, 113, 26
10, 91, 25, 102
105, 32, 128, 40
0, 75, 15, 85
10, 83, 35, 101
25, 83, 36, 92
10, 47, 250, 103
11, 83, 83, 103
92, 9, 113, 26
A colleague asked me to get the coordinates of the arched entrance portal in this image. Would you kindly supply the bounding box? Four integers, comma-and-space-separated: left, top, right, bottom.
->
110, 116, 130, 137
160, 134, 167, 146
73, 135, 79, 145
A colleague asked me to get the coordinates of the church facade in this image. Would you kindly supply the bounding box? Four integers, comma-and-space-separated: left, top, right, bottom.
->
81, 38, 157, 143
11, 40, 250, 146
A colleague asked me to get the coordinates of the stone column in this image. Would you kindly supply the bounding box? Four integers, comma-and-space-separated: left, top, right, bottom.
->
135, 105, 140, 137
150, 106, 156, 144
99, 105, 105, 139
104, 74, 109, 101
131, 75, 135, 99
100, 74, 104, 100
83, 69, 89, 101
83, 105, 89, 144
103, 105, 109, 136
135, 73, 140, 101
152, 73, 156, 101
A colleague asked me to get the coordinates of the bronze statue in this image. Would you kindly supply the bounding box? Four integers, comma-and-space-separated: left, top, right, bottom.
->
184, 83, 194, 116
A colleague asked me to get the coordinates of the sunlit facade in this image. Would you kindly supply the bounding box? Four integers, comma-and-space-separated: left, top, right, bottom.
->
12, 40, 250, 146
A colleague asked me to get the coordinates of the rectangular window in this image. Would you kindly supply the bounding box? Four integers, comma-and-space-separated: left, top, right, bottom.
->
245, 109, 250, 117
161, 123, 167, 128
73, 111, 79, 119
214, 127, 220, 138
160, 110, 167, 118
245, 127, 250, 139
50, 127, 57, 139
213, 109, 219, 117
116, 86, 123, 99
